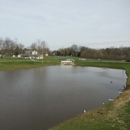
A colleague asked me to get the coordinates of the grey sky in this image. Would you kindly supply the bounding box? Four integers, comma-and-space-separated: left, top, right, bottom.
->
0, 0, 130, 50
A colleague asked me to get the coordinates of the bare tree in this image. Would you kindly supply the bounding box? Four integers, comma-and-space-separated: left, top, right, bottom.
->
14, 43, 25, 56
41, 40, 47, 56
37, 40, 48, 56
3, 37, 16, 58
18, 43, 24, 51
30, 42, 38, 51
0, 38, 3, 57
0, 38, 3, 51
71, 44, 79, 56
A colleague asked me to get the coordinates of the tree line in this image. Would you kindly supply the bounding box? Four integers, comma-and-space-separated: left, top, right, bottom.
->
52, 44, 130, 60
0, 37, 49, 58
0, 37, 130, 60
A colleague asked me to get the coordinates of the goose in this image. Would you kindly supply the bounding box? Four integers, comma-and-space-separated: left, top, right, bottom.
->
109, 99, 114, 101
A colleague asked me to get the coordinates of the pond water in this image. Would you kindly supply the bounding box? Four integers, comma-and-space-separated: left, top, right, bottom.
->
0, 66, 127, 130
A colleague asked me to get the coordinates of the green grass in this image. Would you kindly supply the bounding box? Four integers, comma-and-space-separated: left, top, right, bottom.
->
51, 94, 130, 130
0, 56, 60, 71
0, 56, 78, 71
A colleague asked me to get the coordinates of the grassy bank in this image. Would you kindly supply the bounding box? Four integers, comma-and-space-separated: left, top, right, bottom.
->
50, 60, 130, 130
0, 56, 130, 130
0, 56, 60, 71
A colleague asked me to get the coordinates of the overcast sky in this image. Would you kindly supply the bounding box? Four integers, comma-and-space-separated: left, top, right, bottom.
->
0, 0, 130, 50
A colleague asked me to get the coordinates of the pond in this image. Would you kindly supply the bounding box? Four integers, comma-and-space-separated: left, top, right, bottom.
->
0, 66, 127, 130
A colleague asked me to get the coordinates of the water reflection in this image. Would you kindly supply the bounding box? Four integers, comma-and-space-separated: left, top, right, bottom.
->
0, 66, 127, 130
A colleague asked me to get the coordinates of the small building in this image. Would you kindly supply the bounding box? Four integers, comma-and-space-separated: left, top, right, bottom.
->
23, 50, 44, 59
32, 51, 38, 55
18, 54, 23, 58
61, 60, 74, 65
67, 59, 74, 62
37, 55, 43, 59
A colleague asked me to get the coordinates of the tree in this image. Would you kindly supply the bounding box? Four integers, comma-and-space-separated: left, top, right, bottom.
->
37, 40, 48, 56
0, 38, 3, 50
14, 43, 24, 56
71, 44, 79, 56
0, 38, 3, 57
3, 37, 16, 58
18, 43, 24, 53
30, 42, 37, 51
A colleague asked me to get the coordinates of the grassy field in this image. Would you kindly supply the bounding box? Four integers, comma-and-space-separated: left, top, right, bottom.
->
0, 56, 130, 130
0, 56, 60, 71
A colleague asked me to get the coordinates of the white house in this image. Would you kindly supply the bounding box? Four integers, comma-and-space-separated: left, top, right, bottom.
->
37, 55, 44, 59
24, 50, 44, 59
18, 54, 23, 57
32, 51, 38, 55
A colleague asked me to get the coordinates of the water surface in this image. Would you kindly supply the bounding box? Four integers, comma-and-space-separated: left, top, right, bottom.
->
0, 66, 127, 130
